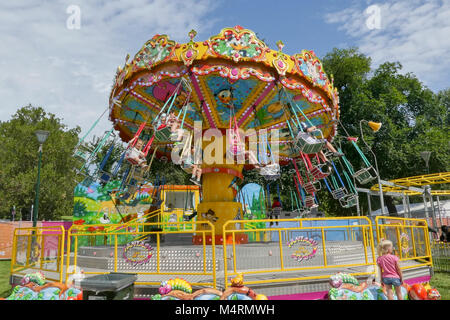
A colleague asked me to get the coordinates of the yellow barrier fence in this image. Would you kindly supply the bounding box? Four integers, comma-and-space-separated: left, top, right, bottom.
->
65, 221, 217, 288
10, 226, 65, 283
375, 216, 433, 271
222, 216, 377, 288
102, 208, 162, 233
9, 216, 434, 291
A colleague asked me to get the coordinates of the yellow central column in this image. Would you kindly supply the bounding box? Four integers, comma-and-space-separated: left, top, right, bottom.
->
192, 134, 248, 245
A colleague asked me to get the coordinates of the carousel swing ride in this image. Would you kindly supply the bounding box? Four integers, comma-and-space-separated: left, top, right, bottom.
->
74, 25, 381, 244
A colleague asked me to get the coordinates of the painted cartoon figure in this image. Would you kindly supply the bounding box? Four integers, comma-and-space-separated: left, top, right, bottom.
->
231, 273, 244, 287
151, 275, 268, 301
216, 88, 234, 105
409, 283, 441, 300
201, 209, 218, 223
306, 61, 322, 83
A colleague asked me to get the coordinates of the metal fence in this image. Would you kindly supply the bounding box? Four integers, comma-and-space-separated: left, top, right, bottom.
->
65, 221, 217, 288
10, 226, 65, 282
375, 216, 433, 271
222, 216, 377, 288
431, 241, 450, 272
10, 216, 435, 290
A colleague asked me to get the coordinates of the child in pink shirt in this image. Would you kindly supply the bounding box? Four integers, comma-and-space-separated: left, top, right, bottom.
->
376, 239, 404, 300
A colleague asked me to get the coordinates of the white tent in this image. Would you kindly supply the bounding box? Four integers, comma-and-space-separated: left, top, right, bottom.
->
370, 199, 450, 218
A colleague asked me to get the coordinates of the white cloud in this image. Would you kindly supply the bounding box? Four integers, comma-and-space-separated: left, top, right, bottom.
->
0, 0, 218, 137
324, 0, 450, 91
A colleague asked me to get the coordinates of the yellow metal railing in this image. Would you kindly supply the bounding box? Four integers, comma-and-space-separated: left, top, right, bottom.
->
101, 208, 162, 233
222, 216, 377, 288
65, 221, 216, 288
375, 216, 433, 271
9, 216, 435, 290
10, 226, 66, 283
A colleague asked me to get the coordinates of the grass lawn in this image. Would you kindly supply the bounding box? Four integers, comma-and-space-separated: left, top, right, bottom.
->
430, 272, 450, 300
0, 260, 12, 298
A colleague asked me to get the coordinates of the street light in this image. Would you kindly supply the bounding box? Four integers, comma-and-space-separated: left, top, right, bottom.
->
420, 151, 431, 174
32, 130, 49, 227
359, 120, 385, 215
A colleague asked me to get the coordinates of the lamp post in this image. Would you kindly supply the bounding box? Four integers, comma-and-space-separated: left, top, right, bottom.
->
359, 120, 385, 216
424, 185, 439, 234
420, 151, 431, 174
32, 130, 49, 227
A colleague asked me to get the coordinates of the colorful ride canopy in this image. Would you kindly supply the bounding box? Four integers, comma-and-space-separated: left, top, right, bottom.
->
109, 26, 340, 164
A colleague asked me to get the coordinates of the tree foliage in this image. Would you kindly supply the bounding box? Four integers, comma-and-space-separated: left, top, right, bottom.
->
1, 47, 448, 221
251, 48, 449, 217
317, 48, 449, 216
0, 105, 80, 220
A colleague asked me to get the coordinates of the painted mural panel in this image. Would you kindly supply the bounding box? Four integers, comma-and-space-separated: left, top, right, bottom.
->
73, 180, 154, 226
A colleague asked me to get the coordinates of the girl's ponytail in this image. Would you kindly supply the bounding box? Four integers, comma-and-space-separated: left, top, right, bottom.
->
377, 239, 393, 256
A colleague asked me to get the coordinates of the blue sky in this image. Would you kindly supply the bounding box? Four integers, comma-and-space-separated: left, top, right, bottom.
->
203, 0, 354, 58
0, 0, 448, 137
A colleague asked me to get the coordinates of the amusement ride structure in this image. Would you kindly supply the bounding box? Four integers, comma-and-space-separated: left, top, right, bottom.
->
106, 26, 344, 243
6, 26, 444, 301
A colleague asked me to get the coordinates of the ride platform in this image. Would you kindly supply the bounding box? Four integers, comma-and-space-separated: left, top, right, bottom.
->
10, 232, 432, 300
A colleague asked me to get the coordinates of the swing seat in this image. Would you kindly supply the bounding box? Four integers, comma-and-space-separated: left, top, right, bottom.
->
339, 194, 358, 208
310, 165, 331, 180
169, 132, 181, 142
126, 198, 141, 207
133, 167, 147, 180
127, 185, 138, 195
74, 144, 94, 162
303, 181, 321, 195
154, 126, 172, 142
182, 165, 193, 174
299, 209, 311, 218
353, 166, 377, 184
293, 131, 325, 154
170, 128, 186, 142
331, 187, 347, 200
126, 157, 142, 166
118, 192, 131, 200
128, 177, 139, 187
74, 166, 89, 178
305, 196, 318, 208
125, 148, 147, 167
260, 163, 281, 180
81, 176, 95, 188
183, 211, 197, 221
226, 144, 245, 158
99, 171, 112, 184
271, 207, 282, 217
74, 150, 92, 162
181, 156, 194, 174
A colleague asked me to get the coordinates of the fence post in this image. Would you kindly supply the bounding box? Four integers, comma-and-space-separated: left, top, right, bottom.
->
321, 228, 327, 267
114, 234, 118, 273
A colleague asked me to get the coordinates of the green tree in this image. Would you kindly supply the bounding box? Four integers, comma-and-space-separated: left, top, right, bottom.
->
320, 48, 449, 216
147, 157, 191, 185
0, 105, 80, 220
73, 200, 88, 218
